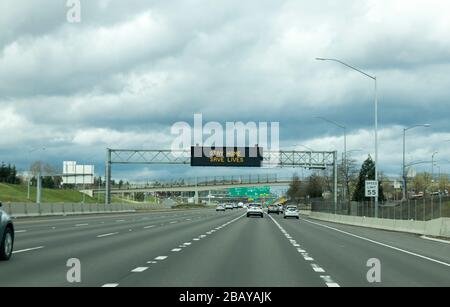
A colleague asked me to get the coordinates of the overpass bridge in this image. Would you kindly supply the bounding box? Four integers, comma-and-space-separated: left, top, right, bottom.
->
93, 174, 291, 202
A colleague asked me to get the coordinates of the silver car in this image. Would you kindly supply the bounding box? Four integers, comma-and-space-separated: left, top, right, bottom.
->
0, 202, 14, 261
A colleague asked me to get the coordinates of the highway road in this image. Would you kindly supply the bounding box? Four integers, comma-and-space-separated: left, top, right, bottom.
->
1, 208, 449, 287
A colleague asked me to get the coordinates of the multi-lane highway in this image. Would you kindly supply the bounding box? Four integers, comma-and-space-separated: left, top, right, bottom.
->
1, 208, 449, 287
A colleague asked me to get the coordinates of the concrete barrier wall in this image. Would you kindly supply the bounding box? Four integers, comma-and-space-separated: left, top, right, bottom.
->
304, 211, 450, 238
2, 202, 174, 218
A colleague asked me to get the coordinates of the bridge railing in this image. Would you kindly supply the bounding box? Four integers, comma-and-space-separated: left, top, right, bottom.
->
114, 174, 290, 190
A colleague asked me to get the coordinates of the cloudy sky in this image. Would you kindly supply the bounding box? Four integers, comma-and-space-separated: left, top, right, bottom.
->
1, 0, 450, 181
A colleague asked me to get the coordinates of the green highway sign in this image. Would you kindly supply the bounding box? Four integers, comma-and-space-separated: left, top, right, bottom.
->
228, 186, 271, 198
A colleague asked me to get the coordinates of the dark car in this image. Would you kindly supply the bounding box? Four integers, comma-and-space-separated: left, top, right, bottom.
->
267, 205, 280, 214
0, 202, 14, 260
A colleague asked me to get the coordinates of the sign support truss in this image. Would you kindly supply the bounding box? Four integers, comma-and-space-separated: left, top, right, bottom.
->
105, 148, 338, 211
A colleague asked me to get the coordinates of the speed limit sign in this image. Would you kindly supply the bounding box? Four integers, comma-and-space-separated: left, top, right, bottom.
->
365, 180, 379, 197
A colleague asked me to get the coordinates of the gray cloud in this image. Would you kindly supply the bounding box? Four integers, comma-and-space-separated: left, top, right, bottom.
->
1, 0, 450, 180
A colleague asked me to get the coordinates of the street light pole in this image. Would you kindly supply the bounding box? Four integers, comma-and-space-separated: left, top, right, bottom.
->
316, 116, 347, 204
27, 147, 46, 201
316, 58, 379, 217
432, 151, 438, 192
402, 124, 430, 200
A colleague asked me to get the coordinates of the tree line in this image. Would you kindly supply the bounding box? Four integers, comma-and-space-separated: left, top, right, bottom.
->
287, 155, 386, 203
0, 163, 21, 184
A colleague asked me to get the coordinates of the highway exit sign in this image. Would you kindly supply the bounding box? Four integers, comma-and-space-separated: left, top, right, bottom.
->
365, 180, 379, 198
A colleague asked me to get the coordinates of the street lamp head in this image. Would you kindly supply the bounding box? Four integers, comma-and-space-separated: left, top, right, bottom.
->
315, 58, 327, 61
423, 124, 431, 128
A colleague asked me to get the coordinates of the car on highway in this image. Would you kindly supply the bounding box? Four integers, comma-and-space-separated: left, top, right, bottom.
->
247, 203, 264, 218
238, 202, 244, 208
278, 205, 284, 213
0, 202, 14, 261
284, 205, 299, 219
216, 204, 225, 212
225, 203, 234, 210
267, 204, 279, 215
232, 203, 239, 209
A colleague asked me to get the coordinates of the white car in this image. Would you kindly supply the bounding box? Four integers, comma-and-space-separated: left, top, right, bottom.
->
238, 202, 244, 208
246, 203, 264, 218
216, 205, 225, 212
225, 204, 234, 210
284, 206, 299, 219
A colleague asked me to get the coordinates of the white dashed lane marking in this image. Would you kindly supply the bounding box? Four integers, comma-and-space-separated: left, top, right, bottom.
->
97, 232, 119, 238
131, 267, 148, 273
268, 215, 339, 287
144, 225, 155, 229
320, 275, 340, 287
155, 256, 168, 261
98, 213, 246, 287
311, 264, 325, 273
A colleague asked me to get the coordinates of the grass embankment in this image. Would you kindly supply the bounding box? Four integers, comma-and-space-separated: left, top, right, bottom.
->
0, 183, 132, 204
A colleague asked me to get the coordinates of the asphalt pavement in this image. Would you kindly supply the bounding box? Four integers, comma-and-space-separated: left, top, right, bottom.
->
1, 208, 449, 287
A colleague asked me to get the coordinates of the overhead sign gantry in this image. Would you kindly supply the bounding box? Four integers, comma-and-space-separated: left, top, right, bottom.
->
105, 147, 338, 210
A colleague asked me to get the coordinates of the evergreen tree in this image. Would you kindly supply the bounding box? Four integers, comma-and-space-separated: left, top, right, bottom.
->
306, 174, 324, 198
353, 155, 386, 202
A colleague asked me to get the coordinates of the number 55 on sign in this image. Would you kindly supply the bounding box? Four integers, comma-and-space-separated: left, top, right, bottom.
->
365, 180, 379, 198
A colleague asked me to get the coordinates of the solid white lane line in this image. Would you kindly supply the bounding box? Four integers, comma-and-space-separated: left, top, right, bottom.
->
116, 220, 125, 222
155, 256, 168, 261
97, 232, 119, 238
131, 267, 148, 273
13, 246, 44, 254
15, 230, 27, 233
144, 225, 155, 229
420, 235, 450, 245
303, 218, 450, 267
102, 283, 119, 287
